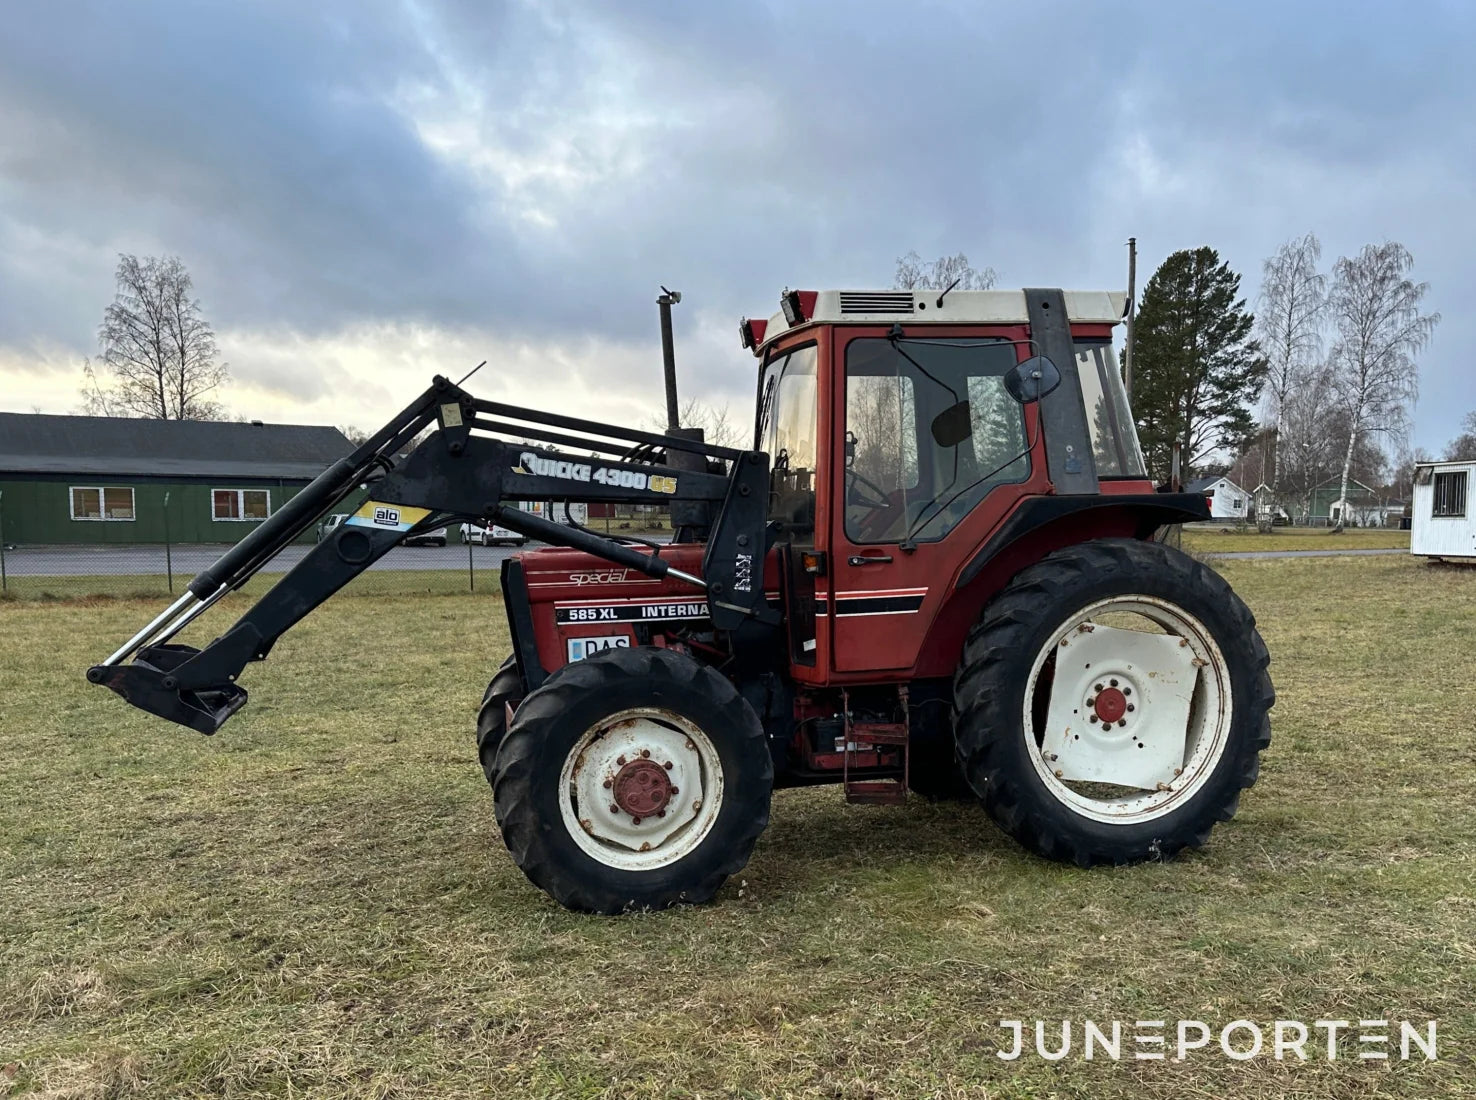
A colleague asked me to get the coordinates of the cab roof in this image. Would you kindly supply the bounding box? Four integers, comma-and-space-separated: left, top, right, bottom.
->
743, 289, 1127, 355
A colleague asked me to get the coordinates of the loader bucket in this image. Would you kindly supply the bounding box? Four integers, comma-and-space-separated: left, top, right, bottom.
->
86, 644, 247, 735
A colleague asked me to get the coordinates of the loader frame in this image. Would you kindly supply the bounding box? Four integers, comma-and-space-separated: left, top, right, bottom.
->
88, 374, 776, 733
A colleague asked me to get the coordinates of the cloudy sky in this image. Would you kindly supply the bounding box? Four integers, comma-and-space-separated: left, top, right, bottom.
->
1, 0, 1470, 452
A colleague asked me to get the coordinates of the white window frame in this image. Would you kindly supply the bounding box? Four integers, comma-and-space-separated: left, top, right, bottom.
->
69, 485, 136, 522
211, 487, 273, 522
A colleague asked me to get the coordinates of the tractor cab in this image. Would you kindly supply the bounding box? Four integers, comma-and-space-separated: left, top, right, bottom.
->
740, 289, 1153, 680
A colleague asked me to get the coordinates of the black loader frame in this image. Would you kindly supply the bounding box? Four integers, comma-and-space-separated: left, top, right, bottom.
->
87, 375, 773, 734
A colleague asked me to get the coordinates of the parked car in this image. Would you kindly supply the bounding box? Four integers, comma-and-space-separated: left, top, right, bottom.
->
403, 525, 449, 547
316, 513, 348, 542
480, 521, 526, 547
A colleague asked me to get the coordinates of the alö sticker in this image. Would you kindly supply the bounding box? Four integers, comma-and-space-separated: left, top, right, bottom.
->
346, 501, 432, 533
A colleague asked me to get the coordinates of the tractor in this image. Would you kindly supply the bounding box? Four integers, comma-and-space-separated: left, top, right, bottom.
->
89, 286, 1274, 913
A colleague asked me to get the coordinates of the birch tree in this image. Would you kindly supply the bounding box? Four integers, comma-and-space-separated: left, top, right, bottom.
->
894, 252, 996, 291
1256, 234, 1325, 500
1327, 242, 1438, 526
83, 254, 228, 419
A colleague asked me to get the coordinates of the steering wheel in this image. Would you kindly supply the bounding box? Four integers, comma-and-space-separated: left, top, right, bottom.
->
846, 466, 894, 509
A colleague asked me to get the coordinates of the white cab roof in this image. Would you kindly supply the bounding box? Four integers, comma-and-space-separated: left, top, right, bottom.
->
758, 289, 1126, 352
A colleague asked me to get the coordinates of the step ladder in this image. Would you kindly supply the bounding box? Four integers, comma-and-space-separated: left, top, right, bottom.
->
841, 686, 910, 805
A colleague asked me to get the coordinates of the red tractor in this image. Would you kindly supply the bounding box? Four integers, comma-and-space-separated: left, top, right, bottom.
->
90, 286, 1273, 913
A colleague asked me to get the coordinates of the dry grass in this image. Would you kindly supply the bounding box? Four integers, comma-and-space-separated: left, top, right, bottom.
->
1, 556, 1473, 1097
1181, 525, 1410, 553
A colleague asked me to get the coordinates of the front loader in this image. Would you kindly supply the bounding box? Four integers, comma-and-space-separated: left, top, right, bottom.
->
90, 287, 1274, 913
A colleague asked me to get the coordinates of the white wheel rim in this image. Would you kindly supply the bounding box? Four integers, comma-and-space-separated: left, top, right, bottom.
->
1022, 595, 1232, 825
557, 707, 724, 871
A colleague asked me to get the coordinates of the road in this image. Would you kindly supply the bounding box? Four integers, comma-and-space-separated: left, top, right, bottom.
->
1200, 547, 1407, 560
0, 541, 533, 576
3, 541, 1410, 576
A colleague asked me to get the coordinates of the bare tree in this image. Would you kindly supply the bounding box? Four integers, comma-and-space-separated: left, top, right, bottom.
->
84, 254, 228, 419
646, 397, 742, 449
1327, 242, 1439, 527
1443, 411, 1476, 461
894, 252, 996, 292
1256, 234, 1326, 499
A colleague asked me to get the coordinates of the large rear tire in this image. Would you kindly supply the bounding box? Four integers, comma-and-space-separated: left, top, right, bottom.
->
476, 655, 522, 788
953, 538, 1273, 866
493, 647, 772, 913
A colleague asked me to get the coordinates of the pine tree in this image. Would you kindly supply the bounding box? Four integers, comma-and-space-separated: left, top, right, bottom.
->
1129, 247, 1267, 481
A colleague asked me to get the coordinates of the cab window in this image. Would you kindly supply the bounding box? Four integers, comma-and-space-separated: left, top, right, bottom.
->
756, 344, 819, 541
845, 337, 1026, 544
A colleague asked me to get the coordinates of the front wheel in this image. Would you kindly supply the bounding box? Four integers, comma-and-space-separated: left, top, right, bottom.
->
493, 647, 772, 913
953, 538, 1273, 866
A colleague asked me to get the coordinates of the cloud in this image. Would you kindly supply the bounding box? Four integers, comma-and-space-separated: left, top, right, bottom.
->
1, 0, 1472, 450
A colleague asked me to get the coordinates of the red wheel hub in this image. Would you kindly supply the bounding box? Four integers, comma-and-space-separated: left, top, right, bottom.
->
1094, 686, 1128, 723
611, 759, 673, 817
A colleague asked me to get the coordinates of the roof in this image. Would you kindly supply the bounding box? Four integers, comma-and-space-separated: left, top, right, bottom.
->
753, 288, 1126, 352
1311, 476, 1377, 495
1415, 459, 1476, 470
1185, 475, 1246, 494
0, 413, 353, 479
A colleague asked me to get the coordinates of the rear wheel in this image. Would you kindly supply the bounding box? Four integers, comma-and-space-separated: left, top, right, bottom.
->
493, 647, 772, 913
953, 538, 1273, 866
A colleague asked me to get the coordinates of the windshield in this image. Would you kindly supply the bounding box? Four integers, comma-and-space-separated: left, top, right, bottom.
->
756, 344, 819, 541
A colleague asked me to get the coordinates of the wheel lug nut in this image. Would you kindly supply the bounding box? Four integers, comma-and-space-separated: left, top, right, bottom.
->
640, 749, 650, 758
1117, 719, 1127, 728
1086, 697, 1096, 708
609, 803, 619, 813
616, 755, 627, 765
663, 761, 673, 770
1089, 715, 1099, 724
669, 786, 679, 795
1109, 678, 1118, 687
1123, 687, 1132, 697
632, 816, 642, 825
657, 810, 666, 818
1094, 683, 1104, 692
603, 779, 612, 789
1127, 704, 1135, 712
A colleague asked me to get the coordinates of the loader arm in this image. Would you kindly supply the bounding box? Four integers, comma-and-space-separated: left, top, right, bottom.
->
87, 374, 771, 734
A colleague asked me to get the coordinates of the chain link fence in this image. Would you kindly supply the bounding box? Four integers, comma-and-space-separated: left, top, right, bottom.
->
0, 491, 671, 601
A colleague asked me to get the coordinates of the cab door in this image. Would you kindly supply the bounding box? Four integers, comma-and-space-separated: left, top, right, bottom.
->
827, 327, 1035, 672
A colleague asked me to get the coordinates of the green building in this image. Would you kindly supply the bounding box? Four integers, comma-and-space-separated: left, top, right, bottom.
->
1306, 476, 1380, 525
0, 412, 352, 545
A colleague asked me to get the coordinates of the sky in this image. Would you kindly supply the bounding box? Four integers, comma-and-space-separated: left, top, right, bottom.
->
1, 0, 1471, 454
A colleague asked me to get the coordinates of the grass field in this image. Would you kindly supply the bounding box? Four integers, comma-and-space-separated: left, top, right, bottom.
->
2, 555, 1473, 1097
1180, 525, 1411, 553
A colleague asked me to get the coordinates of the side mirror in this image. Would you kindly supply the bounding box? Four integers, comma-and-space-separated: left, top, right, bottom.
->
1004, 355, 1062, 404
930, 401, 973, 448
844, 430, 857, 467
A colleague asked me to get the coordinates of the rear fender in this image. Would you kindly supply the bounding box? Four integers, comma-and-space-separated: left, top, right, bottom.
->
911, 495, 1208, 678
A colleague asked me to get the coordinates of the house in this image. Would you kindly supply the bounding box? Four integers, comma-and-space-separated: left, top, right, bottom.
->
1250, 483, 1292, 525
1185, 475, 1250, 520
0, 413, 352, 545
1411, 460, 1476, 559
1306, 476, 1382, 526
